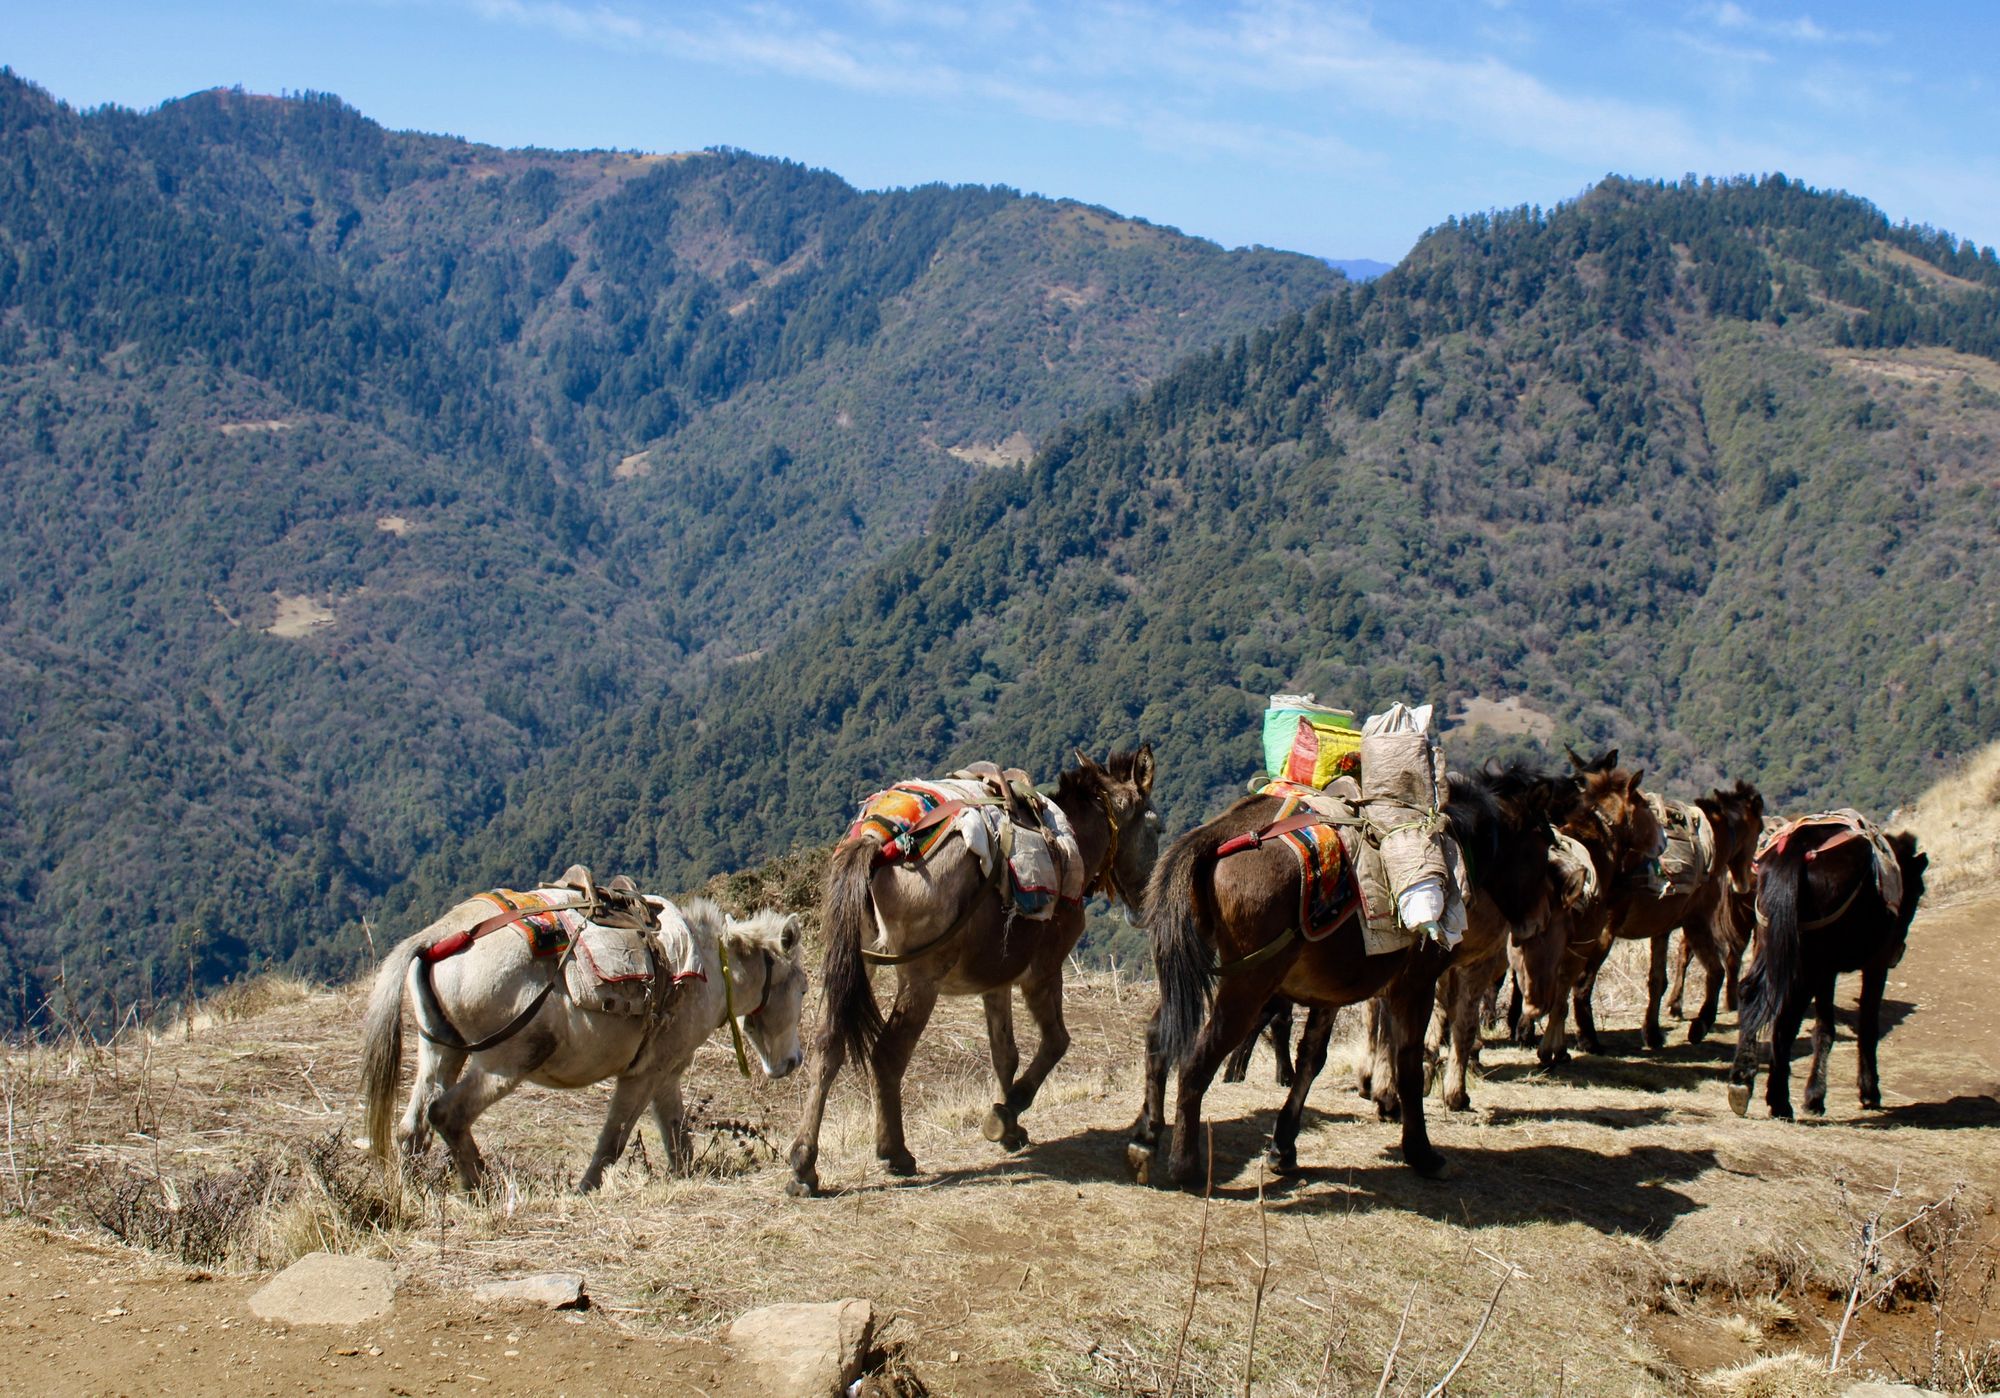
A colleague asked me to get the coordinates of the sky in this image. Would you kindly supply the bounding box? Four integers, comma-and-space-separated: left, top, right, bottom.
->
5, 1, 1997, 263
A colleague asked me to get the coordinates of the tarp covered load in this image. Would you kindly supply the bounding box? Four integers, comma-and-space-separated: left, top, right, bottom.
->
1644, 795, 1716, 898
849, 769, 1085, 921
1360, 702, 1468, 950
1262, 694, 1362, 789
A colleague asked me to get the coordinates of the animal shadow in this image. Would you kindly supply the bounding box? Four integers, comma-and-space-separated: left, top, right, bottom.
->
1847, 1094, 2000, 1131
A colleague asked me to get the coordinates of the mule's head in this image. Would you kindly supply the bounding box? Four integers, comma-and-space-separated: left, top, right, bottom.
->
1700, 780, 1766, 894
1890, 830, 1928, 935
724, 909, 808, 1079
1569, 760, 1664, 877
1064, 743, 1160, 920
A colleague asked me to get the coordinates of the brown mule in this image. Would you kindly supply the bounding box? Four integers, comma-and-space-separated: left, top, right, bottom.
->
787, 748, 1160, 1196
1129, 763, 1575, 1187
1664, 780, 1766, 1025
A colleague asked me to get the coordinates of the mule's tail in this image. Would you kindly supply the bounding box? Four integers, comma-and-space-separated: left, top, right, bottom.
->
359, 930, 432, 1161
1147, 824, 1225, 1067
1737, 844, 1802, 1036
820, 837, 886, 1063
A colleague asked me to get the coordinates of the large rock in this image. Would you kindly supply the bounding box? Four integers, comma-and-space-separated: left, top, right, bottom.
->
248, 1253, 395, 1325
470, 1272, 588, 1310
723, 1298, 875, 1398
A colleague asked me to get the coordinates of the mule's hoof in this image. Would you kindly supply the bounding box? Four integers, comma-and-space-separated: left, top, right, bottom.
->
880, 1149, 919, 1176
1726, 1083, 1752, 1117
1265, 1143, 1299, 1176
1408, 1151, 1452, 1181
1275, 1070, 1295, 1088
1540, 1046, 1570, 1068
1126, 1142, 1155, 1185
784, 1175, 820, 1199
1804, 1099, 1826, 1118
1860, 1094, 1882, 1112
1688, 1020, 1711, 1045
980, 1107, 1021, 1145
1374, 1096, 1402, 1124
1771, 1106, 1795, 1122
1443, 1089, 1472, 1113
1641, 1029, 1665, 1053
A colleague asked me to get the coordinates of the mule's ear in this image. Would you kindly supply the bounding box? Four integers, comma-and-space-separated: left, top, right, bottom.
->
1564, 744, 1587, 772
780, 914, 801, 955
1074, 748, 1105, 779
1134, 743, 1156, 793
1627, 769, 1645, 792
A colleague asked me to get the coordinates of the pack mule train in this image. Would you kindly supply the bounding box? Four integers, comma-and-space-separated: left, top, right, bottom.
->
1728, 811, 1929, 1119
361, 866, 806, 1191
788, 748, 1160, 1197
1133, 710, 1662, 1185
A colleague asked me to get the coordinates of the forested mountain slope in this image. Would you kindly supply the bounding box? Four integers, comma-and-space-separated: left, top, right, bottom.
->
415, 176, 2000, 947
0, 71, 1343, 1021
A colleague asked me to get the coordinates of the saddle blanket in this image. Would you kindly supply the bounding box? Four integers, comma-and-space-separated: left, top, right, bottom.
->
849, 776, 1085, 920
1756, 810, 1904, 918
1644, 795, 1716, 897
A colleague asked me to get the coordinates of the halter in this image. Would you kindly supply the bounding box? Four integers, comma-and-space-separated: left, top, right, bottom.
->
716, 938, 753, 1078
1094, 783, 1139, 912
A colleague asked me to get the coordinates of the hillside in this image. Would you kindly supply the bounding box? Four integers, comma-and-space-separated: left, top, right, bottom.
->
417, 175, 2000, 946
0, 71, 1344, 1021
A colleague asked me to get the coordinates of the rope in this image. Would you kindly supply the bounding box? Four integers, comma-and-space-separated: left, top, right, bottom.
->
717, 938, 752, 1077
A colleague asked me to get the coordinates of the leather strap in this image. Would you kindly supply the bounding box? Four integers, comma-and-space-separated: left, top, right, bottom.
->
413, 959, 559, 1054
861, 847, 1005, 966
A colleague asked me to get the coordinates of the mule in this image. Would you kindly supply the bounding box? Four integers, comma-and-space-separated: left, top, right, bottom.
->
787, 748, 1161, 1196
1727, 823, 1927, 1119
1664, 783, 1768, 1023
1502, 752, 1665, 1066
1131, 762, 1579, 1187
361, 892, 805, 1191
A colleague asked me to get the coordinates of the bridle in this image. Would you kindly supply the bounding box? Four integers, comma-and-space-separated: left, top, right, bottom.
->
1093, 783, 1142, 913
716, 940, 780, 1078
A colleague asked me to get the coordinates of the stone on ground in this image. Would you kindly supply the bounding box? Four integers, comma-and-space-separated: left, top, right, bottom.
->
248, 1253, 395, 1325
470, 1272, 588, 1310
723, 1298, 875, 1398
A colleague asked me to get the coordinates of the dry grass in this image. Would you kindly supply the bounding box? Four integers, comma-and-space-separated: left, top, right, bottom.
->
1902, 740, 2000, 901
3, 926, 1996, 1397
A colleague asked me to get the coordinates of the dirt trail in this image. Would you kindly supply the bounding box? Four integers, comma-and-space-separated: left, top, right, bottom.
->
2, 891, 1996, 1396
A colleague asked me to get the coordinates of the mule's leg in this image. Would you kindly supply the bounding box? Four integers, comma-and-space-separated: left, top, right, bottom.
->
1126, 1004, 1172, 1184
1726, 1013, 1761, 1116
1572, 945, 1608, 1055
1764, 989, 1808, 1121
1642, 933, 1670, 1051
1167, 978, 1281, 1188
786, 1020, 848, 1198
1687, 922, 1725, 1045
986, 968, 1072, 1150
1506, 977, 1526, 1042
1856, 965, 1887, 1110
869, 977, 941, 1176
1724, 931, 1746, 1013
650, 1076, 692, 1174
1221, 1014, 1259, 1084
1360, 995, 1403, 1121
982, 987, 1020, 1109
1442, 952, 1499, 1112
1665, 931, 1692, 1021
1270, 1000, 1296, 1087
399, 1037, 465, 1156
1388, 968, 1450, 1178
577, 1071, 661, 1193
427, 1061, 532, 1191
1268, 1006, 1336, 1174
1354, 997, 1379, 1101
1802, 979, 1838, 1117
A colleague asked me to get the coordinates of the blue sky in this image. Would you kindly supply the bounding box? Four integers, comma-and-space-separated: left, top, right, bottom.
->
5, 1, 1996, 262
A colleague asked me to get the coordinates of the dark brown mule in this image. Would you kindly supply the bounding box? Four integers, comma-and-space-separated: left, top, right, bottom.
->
1663, 781, 1765, 1024
1504, 753, 1665, 1065
788, 748, 1160, 1196
1129, 764, 1572, 1186
1727, 823, 1927, 1119
1664, 782, 1767, 1024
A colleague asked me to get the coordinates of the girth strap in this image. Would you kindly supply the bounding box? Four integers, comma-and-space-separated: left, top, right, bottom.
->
1214, 927, 1301, 978
860, 844, 1006, 966
414, 959, 560, 1054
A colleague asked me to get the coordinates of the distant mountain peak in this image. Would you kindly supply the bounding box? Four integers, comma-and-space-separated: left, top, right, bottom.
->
1326, 257, 1393, 281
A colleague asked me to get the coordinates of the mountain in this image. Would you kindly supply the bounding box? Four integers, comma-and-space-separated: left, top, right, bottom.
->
0, 71, 1346, 1022
408, 175, 2000, 968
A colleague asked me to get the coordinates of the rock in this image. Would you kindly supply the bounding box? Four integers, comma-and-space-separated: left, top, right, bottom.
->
723, 1298, 875, 1398
248, 1253, 395, 1326
1842, 1385, 1957, 1398
469, 1272, 588, 1310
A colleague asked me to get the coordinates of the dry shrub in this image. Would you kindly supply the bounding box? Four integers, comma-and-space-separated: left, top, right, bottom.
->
1901, 739, 2000, 899
181, 972, 318, 1033
1696, 1351, 1834, 1398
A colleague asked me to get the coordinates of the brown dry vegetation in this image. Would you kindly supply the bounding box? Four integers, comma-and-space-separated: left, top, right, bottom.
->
4, 772, 1999, 1395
